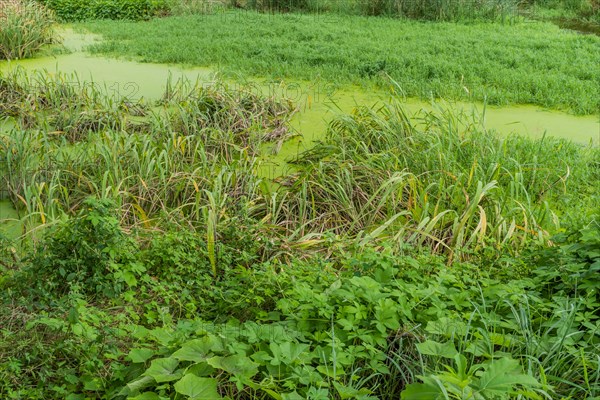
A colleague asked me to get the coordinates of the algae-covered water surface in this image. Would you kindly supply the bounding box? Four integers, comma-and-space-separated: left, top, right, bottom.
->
2, 29, 598, 148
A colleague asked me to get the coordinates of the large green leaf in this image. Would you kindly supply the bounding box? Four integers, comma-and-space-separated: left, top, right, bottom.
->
126, 375, 155, 393
144, 357, 181, 383
401, 383, 442, 400
173, 374, 223, 400
207, 355, 259, 379
269, 342, 310, 365
475, 358, 539, 395
128, 348, 155, 363
374, 298, 400, 333
416, 340, 458, 359
172, 337, 221, 362
187, 362, 216, 377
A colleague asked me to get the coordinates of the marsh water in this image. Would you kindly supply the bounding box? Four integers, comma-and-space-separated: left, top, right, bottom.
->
553, 17, 600, 36
1, 28, 599, 236
2, 29, 598, 144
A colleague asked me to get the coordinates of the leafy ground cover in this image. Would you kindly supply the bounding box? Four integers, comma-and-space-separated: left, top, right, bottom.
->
1, 69, 599, 399
37, 0, 172, 21
79, 11, 600, 114
1, 199, 599, 399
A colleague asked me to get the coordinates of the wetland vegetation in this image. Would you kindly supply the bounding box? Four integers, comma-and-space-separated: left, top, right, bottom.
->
1, 1, 599, 399
82, 11, 600, 114
0, 0, 56, 60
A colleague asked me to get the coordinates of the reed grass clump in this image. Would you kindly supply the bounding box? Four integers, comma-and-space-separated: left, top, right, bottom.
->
239, 0, 520, 21
332, 0, 519, 21
0, 70, 295, 235
0, 69, 126, 140
0, 0, 56, 60
530, 0, 600, 23
279, 101, 600, 258
160, 78, 296, 155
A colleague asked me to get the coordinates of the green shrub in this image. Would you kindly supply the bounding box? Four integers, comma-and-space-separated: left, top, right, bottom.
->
533, 215, 600, 343
27, 197, 144, 299
39, 0, 169, 21
0, 298, 134, 398
0, 234, 19, 276
138, 215, 283, 321
0, 0, 56, 60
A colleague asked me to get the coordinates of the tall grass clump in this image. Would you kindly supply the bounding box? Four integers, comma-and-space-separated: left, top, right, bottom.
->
0, 0, 56, 60
0, 68, 126, 140
279, 100, 600, 258
528, 0, 600, 22
160, 77, 297, 154
165, 0, 228, 15
0, 70, 295, 238
244, 0, 314, 12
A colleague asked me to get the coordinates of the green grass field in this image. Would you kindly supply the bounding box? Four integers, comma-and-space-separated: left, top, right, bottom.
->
80, 11, 600, 114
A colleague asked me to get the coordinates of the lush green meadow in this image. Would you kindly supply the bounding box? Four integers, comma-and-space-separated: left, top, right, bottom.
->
1, 1, 600, 399
80, 11, 600, 114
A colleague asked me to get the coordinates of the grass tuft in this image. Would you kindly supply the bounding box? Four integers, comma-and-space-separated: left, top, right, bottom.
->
0, 0, 56, 60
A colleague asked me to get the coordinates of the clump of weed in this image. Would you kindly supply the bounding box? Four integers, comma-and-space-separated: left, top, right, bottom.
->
160, 79, 296, 153
23, 197, 143, 299
0, 0, 56, 60
282, 101, 599, 258
39, 0, 170, 21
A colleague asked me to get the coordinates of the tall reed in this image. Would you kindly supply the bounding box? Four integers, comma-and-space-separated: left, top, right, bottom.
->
278, 100, 599, 258
244, 0, 520, 21
0, 71, 294, 242
0, 0, 56, 60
